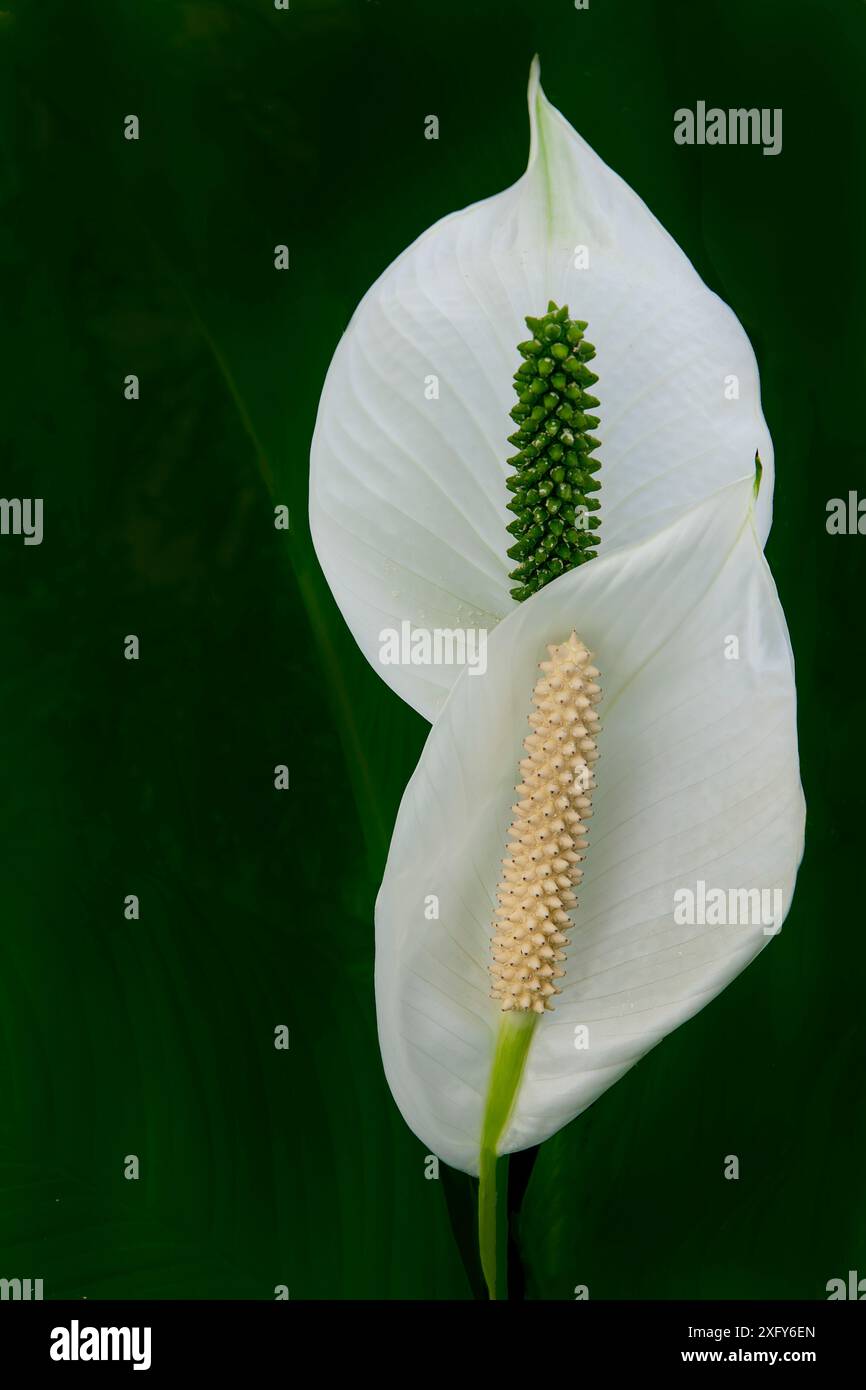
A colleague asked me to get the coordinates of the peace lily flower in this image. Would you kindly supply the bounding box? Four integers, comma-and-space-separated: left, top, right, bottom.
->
310, 59, 774, 721
375, 475, 804, 1296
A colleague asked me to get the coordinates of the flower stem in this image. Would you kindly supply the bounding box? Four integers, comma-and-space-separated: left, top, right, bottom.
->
478, 1011, 537, 1299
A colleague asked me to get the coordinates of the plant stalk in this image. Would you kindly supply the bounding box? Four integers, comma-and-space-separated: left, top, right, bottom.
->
478, 1011, 537, 1299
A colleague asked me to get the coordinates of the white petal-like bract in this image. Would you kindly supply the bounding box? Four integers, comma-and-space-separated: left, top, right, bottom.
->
375, 479, 803, 1174
311, 61, 774, 720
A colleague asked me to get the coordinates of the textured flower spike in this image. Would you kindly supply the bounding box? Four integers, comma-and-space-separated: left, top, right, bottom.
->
506, 305, 602, 600
491, 633, 601, 1011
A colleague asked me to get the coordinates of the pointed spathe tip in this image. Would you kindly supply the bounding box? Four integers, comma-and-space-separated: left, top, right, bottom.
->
526, 55, 544, 169
753, 450, 763, 499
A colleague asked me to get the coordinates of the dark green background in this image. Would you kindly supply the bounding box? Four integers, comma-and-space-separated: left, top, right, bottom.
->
0, 0, 862, 1300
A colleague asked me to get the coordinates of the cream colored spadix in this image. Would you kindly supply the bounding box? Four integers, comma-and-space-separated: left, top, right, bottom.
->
491, 634, 601, 1013
375, 477, 804, 1176
310, 58, 775, 721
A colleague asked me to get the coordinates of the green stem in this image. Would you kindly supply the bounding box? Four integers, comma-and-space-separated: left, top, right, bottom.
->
478, 1011, 538, 1299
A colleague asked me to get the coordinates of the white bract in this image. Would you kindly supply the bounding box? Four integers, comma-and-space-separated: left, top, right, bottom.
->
375, 478, 804, 1176
310, 60, 774, 720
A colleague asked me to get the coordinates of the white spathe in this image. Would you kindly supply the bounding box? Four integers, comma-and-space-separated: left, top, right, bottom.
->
310, 59, 774, 721
375, 478, 804, 1175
